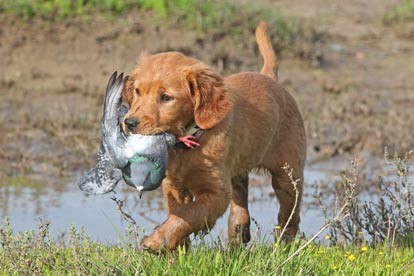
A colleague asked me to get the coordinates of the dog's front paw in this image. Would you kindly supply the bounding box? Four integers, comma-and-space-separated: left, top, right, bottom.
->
141, 227, 188, 252
141, 234, 162, 252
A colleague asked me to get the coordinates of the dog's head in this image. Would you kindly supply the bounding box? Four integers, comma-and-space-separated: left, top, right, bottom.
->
123, 52, 232, 136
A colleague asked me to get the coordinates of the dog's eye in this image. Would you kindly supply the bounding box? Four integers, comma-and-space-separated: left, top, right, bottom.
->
160, 93, 173, 103
134, 88, 140, 96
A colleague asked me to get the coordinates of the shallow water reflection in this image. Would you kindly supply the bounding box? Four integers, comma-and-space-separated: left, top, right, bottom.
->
0, 169, 347, 244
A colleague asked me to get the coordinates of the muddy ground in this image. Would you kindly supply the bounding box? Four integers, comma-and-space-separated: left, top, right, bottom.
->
0, 0, 413, 183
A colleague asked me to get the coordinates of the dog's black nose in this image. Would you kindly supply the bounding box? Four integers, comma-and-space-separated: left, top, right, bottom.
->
124, 117, 139, 132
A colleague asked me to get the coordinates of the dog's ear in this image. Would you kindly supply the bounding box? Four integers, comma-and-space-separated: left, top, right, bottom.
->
123, 76, 135, 105
186, 67, 232, 130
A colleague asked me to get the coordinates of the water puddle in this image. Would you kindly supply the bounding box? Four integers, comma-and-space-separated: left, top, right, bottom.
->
1, 167, 410, 244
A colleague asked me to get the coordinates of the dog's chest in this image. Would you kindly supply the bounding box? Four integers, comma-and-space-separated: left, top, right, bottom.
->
166, 149, 194, 180
168, 147, 219, 180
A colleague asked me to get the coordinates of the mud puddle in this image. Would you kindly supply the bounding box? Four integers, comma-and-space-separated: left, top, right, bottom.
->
0, 169, 341, 244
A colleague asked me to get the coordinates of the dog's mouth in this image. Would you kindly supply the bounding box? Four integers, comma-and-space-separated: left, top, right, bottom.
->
127, 126, 171, 136
121, 121, 185, 140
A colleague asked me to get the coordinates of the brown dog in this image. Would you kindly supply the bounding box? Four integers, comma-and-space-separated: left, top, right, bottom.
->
123, 21, 306, 251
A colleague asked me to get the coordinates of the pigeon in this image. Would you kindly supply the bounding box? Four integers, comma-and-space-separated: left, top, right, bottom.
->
77, 72, 176, 197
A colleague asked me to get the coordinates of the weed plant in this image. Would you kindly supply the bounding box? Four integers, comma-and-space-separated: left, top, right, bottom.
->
384, 0, 414, 25
316, 149, 414, 247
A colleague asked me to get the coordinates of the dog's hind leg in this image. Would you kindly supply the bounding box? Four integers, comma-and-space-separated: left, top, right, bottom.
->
269, 164, 303, 242
228, 173, 251, 246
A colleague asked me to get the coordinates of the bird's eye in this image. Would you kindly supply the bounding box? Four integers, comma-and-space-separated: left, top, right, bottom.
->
160, 93, 173, 103
134, 88, 140, 96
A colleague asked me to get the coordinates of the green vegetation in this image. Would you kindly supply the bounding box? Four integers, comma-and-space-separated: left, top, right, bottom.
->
0, 0, 249, 25
0, 0, 315, 58
0, 176, 44, 189
0, 219, 413, 275
0, 0, 132, 19
384, 0, 414, 25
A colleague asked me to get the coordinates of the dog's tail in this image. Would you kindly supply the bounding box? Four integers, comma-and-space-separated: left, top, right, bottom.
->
255, 21, 278, 81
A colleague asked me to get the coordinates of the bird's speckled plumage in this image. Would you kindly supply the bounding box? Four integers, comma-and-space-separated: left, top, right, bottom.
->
77, 72, 176, 196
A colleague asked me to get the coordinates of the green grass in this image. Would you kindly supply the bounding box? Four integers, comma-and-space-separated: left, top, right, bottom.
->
0, 0, 240, 23
384, 0, 414, 25
0, 0, 133, 19
0, 222, 413, 275
0, 0, 309, 40
0, 176, 45, 189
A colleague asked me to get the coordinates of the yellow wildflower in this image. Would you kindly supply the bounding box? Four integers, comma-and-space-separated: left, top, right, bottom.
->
325, 235, 331, 240
386, 264, 391, 269
357, 231, 363, 235
347, 254, 356, 261
361, 246, 368, 252
379, 251, 384, 255
275, 225, 281, 230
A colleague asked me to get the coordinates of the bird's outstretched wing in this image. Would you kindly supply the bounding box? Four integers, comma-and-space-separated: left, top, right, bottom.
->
102, 72, 130, 168
77, 144, 122, 195
78, 72, 126, 195
102, 72, 124, 135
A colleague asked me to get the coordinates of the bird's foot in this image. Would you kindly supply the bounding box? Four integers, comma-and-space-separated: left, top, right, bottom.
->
178, 135, 200, 149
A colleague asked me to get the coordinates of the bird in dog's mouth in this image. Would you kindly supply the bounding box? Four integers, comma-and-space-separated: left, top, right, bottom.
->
77, 72, 176, 198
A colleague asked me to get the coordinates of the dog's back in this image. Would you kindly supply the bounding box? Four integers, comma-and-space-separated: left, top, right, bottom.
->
223, 22, 305, 174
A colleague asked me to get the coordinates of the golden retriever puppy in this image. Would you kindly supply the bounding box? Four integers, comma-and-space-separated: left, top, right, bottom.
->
123, 21, 306, 251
